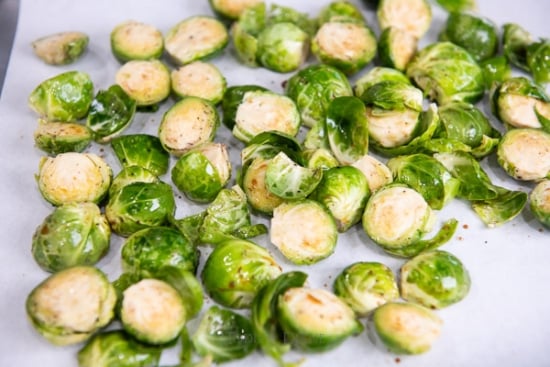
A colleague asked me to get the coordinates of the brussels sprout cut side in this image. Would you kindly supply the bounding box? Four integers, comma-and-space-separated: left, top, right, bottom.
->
110, 20, 163, 62
377, 0, 432, 39
32, 31, 89, 65
378, 26, 418, 71
34, 119, 92, 155
115, 60, 170, 107
171, 61, 227, 104
351, 154, 393, 192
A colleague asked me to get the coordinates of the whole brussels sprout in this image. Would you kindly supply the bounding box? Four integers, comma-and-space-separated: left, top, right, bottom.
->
32, 31, 88, 65
26, 266, 116, 346
110, 134, 169, 177
257, 22, 309, 73
115, 60, 170, 107
400, 250, 471, 309
28, 71, 94, 122
377, 0, 432, 39
32, 202, 110, 273
37, 152, 112, 206
110, 20, 163, 62
530, 180, 550, 228
33, 119, 92, 155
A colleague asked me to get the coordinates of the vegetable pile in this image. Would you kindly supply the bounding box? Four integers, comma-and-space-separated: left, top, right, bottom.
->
25, 0, 550, 366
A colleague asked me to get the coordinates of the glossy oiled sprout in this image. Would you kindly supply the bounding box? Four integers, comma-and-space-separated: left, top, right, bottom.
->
110, 20, 163, 62
378, 26, 418, 71
32, 31, 88, 65
527, 39, 550, 85
34, 119, 92, 155
377, 0, 432, 39
115, 59, 170, 107
108, 166, 159, 197
110, 134, 169, 177
530, 180, 550, 228
171, 61, 227, 105
502, 23, 533, 71
256, 22, 310, 73
242, 157, 286, 215
209, 0, 264, 20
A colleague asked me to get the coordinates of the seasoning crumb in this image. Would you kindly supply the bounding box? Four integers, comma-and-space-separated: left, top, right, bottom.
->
395, 357, 401, 363
281, 79, 288, 89
457, 236, 464, 241
462, 224, 469, 229
539, 228, 544, 233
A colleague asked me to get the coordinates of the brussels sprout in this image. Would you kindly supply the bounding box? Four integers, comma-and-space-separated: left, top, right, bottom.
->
277, 287, 363, 352
264, 152, 322, 200
209, 0, 264, 20
242, 157, 287, 215
497, 128, 550, 181
201, 239, 282, 308
111, 134, 169, 176
353, 66, 411, 98
531, 180, 550, 228
285, 63, 352, 129
28, 71, 94, 122
105, 181, 176, 236
230, 3, 266, 67
434, 0, 475, 12
159, 97, 220, 156
406, 42, 485, 105
479, 56, 511, 89
471, 190, 528, 228
401, 250, 471, 309
33, 119, 92, 155
232, 90, 301, 143
26, 266, 116, 346
502, 23, 533, 71
171, 142, 231, 203
87, 84, 137, 143
351, 154, 393, 192
302, 148, 339, 170
310, 166, 370, 232
439, 12, 498, 62
271, 200, 338, 264
192, 305, 257, 363
378, 26, 418, 71
256, 22, 309, 73
491, 76, 550, 130
32, 31, 88, 65
377, 0, 432, 39
527, 39, 550, 85
77, 330, 162, 367
268, 4, 316, 36
362, 184, 458, 257
333, 262, 399, 316
171, 61, 227, 105
387, 154, 460, 210
154, 266, 204, 320
317, 1, 365, 24
115, 59, 170, 107
110, 20, 163, 62
311, 20, 377, 75
120, 278, 186, 344
37, 152, 112, 206
371, 302, 442, 355
165, 16, 229, 65
221, 85, 268, 129
32, 202, 110, 273
109, 166, 159, 197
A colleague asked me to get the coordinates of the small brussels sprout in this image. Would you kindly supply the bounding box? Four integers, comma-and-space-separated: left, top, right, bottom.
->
527, 39, 550, 85
110, 20, 163, 62
171, 142, 231, 203
105, 181, 176, 236
311, 20, 377, 75
192, 305, 257, 363
120, 278, 186, 344
32, 202, 110, 273
109, 166, 159, 197
310, 166, 370, 232
497, 128, 550, 181
434, 0, 475, 12
333, 262, 399, 316
33, 119, 92, 155
87, 84, 137, 143
165, 16, 229, 65
406, 42, 485, 105
242, 157, 286, 215
377, 0, 432, 39
171, 61, 227, 105
37, 152, 112, 206
378, 26, 418, 71
439, 12, 498, 62
26, 266, 116, 346
351, 154, 393, 192
159, 97, 220, 156
502, 23, 533, 71
256, 22, 309, 73
209, 0, 264, 20
317, 1, 365, 24
277, 287, 363, 352
201, 239, 282, 309
479, 56, 512, 89
28, 71, 94, 122
110, 134, 169, 176
115, 59, 170, 107
32, 31, 88, 65
271, 200, 338, 265
371, 301, 442, 355
531, 180, 550, 228
77, 330, 162, 367
121, 226, 199, 277
401, 250, 471, 309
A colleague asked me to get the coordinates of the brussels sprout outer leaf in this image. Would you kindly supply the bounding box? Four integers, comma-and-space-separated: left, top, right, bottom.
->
472, 189, 528, 228
232, 223, 269, 239
527, 40, 550, 85
265, 152, 322, 200
503, 23, 533, 71
111, 134, 169, 176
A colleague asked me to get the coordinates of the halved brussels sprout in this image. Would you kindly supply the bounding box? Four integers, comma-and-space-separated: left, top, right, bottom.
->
28, 71, 94, 122
32, 202, 110, 273
230, 3, 266, 67
277, 287, 363, 352
209, 0, 264, 20
271, 199, 338, 264
165, 16, 229, 65
115, 59, 170, 106
159, 97, 220, 156
201, 239, 282, 309
110, 20, 163, 62
401, 250, 471, 309
120, 278, 186, 344
87, 84, 137, 143
527, 39, 550, 85
171, 142, 231, 203
26, 266, 116, 346
302, 148, 339, 170
317, 1, 365, 24
480, 56, 511, 89
333, 262, 399, 316
241, 157, 286, 215
378, 26, 418, 71
497, 128, 550, 181
109, 166, 159, 197
110, 134, 169, 176
439, 12, 498, 62
406, 42, 485, 105
221, 85, 268, 129
502, 23, 533, 71
171, 61, 227, 104
310, 166, 370, 232
377, 0, 432, 39
257, 22, 309, 73
32, 31, 88, 65
37, 152, 112, 206
353, 66, 411, 98
531, 180, 550, 228
351, 154, 393, 192
77, 330, 162, 367
33, 119, 92, 155
371, 301, 442, 355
